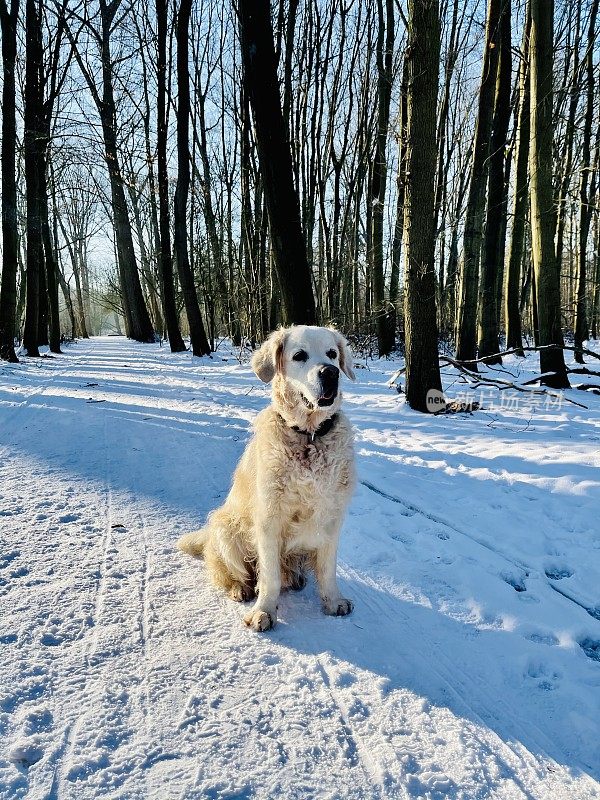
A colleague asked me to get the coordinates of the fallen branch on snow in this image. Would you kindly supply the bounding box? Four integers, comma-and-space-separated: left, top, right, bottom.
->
389, 356, 590, 410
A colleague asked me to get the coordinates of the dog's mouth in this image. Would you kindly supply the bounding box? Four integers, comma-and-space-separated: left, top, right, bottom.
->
317, 391, 336, 407
301, 391, 337, 409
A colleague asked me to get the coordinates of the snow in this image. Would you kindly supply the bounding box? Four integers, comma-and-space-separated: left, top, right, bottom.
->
1, 335, 599, 799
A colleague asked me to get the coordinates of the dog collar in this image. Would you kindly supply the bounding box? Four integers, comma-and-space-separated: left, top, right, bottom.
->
281, 413, 338, 442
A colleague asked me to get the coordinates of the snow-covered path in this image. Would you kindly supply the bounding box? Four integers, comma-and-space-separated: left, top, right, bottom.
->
1, 336, 599, 799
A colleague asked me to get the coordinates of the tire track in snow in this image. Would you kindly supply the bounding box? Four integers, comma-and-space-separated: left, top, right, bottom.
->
339, 563, 597, 792
53, 393, 115, 796
52, 372, 156, 795
361, 479, 600, 623
311, 656, 391, 798
0, 342, 104, 798
288, 613, 391, 796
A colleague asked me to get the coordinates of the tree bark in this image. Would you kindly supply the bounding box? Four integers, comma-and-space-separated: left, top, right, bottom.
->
573, 0, 599, 362
592, 215, 600, 340
529, 0, 569, 387
65, 0, 156, 343
505, 6, 530, 355
370, 0, 395, 356
156, 0, 186, 352
0, 0, 19, 361
238, 0, 317, 327
174, 0, 211, 356
389, 54, 409, 341
40, 180, 61, 353
455, 0, 502, 366
99, 3, 155, 343
478, 0, 511, 363
403, 0, 443, 412
554, 3, 581, 287
23, 0, 43, 357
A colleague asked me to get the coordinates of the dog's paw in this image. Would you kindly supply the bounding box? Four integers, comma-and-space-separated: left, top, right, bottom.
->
244, 608, 276, 632
323, 598, 354, 617
229, 582, 256, 602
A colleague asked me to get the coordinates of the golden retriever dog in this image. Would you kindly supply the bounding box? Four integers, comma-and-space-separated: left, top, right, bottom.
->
178, 325, 356, 631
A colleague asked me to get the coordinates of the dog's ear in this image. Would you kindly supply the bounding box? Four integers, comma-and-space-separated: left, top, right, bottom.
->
251, 328, 288, 383
331, 329, 356, 381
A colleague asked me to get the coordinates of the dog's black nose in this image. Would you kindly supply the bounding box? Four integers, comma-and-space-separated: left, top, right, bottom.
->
319, 364, 339, 382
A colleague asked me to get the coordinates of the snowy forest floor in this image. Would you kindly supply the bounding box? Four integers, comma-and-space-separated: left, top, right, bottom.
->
1, 336, 600, 800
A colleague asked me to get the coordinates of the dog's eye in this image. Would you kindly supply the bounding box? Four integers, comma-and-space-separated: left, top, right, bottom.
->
292, 350, 308, 362
326, 350, 337, 360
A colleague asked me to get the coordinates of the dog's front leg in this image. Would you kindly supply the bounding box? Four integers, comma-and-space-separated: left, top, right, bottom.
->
244, 518, 281, 632
316, 517, 353, 617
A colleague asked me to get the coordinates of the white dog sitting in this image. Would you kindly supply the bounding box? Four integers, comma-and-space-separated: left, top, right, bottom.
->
178, 325, 356, 631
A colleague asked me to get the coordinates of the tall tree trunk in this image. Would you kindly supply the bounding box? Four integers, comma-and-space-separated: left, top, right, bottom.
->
573, 0, 599, 363
40, 181, 61, 353
554, 3, 581, 285
100, 8, 155, 343
529, 0, 569, 388
478, 0, 511, 363
238, 0, 316, 327
23, 0, 43, 357
174, 0, 211, 356
370, 0, 395, 356
39, 117, 61, 353
592, 213, 600, 340
156, 0, 186, 352
37, 243, 49, 346
389, 55, 409, 343
433, 0, 459, 242
64, 0, 156, 342
455, 0, 502, 366
56, 210, 88, 338
403, 0, 443, 412
51, 175, 76, 339
505, 6, 530, 355
0, 0, 19, 362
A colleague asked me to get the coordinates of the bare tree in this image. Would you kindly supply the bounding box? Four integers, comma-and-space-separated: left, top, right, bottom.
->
370, 0, 395, 356
0, 0, 19, 361
403, 0, 443, 412
574, 0, 599, 362
455, 0, 503, 366
237, 0, 316, 327
64, 0, 155, 342
174, 0, 211, 355
504, 5, 530, 356
23, 0, 44, 356
477, 0, 511, 364
529, 0, 569, 388
156, 0, 186, 351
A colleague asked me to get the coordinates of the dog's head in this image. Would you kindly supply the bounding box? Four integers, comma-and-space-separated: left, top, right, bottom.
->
251, 325, 355, 429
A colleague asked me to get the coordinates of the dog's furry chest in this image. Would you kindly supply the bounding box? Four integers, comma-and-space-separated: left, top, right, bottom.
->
279, 435, 353, 534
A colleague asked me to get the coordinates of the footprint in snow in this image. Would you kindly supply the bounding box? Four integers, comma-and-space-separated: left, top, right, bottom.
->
579, 638, 600, 662
10, 565, 29, 579
58, 513, 81, 524
524, 660, 561, 690
500, 571, 527, 592
0, 550, 20, 569
0, 507, 23, 517
347, 698, 371, 719
260, 654, 280, 667
527, 631, 559, 647
334, 671, 357, 689
544, 565, 573, 580
40, 631, 63, 647
8, 737, 45, 768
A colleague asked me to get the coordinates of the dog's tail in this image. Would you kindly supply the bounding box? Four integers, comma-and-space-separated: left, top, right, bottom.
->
177, 528, 209, 558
